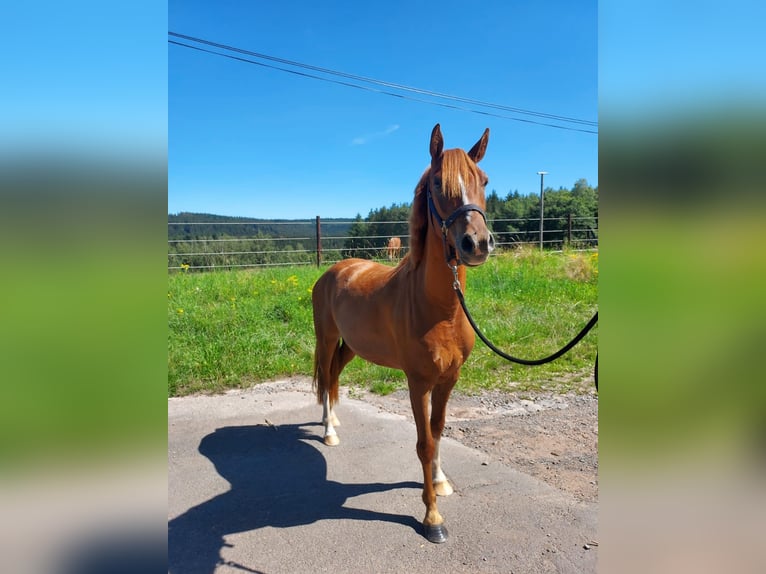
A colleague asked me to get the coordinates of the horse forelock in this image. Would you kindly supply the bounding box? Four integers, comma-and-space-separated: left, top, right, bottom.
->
441, 149, 482, 199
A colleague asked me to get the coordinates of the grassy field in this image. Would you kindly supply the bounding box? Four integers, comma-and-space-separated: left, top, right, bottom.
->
168, 248, 598, 397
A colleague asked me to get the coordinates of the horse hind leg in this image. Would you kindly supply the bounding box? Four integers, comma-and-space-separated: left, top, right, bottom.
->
322, 390, 340, 446
314, 337, 355, 446
430, 383, 455, 497
313, 327, 338, 445
432, 439, 454, 496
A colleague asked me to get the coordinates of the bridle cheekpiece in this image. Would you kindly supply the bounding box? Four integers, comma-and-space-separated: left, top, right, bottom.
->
426, 187, 487, 270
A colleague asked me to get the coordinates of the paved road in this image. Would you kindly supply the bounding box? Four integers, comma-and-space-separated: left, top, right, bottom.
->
169, 381, 597, 574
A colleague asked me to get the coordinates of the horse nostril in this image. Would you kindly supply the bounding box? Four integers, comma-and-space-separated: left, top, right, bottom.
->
488, 233, 495, 251
461, 235, 475, 254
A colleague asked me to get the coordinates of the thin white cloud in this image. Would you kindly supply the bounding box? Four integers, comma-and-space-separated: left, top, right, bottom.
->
351, 124, 400, 145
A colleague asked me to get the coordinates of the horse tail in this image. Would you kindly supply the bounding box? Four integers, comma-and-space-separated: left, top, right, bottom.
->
312, 344, 324, 403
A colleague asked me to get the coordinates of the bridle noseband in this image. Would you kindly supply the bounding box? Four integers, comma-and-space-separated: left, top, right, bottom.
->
426, 187, 488, 267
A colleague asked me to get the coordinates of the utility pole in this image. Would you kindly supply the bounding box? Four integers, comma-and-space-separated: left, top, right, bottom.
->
537, 171, 547, 250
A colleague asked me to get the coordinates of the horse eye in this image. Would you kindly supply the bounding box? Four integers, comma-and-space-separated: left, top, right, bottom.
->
483, 177, 489, 187
433, 177, 442, 189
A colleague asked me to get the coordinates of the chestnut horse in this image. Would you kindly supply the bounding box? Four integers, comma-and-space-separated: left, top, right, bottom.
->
312, 124, 494, 543
386, 236, 402, 261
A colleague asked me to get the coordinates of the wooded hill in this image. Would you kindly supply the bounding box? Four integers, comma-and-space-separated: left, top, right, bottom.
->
168, 212, 353, 241
168, 179, 598, 269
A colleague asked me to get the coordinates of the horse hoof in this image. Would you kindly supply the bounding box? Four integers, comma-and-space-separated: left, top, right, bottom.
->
324, 434, 339, 446
434, 480, 454, 497
424, 523, 449, 544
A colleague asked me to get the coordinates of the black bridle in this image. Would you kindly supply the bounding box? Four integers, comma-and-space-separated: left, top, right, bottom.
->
427, 185, 599, 390
426, 187, 488, 266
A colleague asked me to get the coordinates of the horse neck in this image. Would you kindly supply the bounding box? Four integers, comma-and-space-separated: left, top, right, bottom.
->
420, 223, 467, 312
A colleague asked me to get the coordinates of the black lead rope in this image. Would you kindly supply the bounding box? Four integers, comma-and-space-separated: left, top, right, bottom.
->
428, 186, 599, 388
453, 280, 599, 388
452, 278, 597, 365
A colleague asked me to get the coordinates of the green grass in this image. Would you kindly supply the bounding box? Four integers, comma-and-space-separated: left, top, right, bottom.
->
168, 247, 598, 397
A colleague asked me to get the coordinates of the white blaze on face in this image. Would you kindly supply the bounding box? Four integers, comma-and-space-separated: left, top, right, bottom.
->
457, 174, 472, 224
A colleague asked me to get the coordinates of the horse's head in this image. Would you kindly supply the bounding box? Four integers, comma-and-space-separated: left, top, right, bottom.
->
427, 124, 495, 267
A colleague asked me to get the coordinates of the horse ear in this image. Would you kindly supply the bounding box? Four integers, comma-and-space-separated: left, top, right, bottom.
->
467, 128, 490, 163
430, 124, 443, 160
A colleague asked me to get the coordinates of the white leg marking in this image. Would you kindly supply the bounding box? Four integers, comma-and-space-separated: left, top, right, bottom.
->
322, 391, 339, 446
432, 438, 453, 496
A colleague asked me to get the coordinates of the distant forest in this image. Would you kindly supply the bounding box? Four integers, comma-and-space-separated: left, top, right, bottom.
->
168, 179, 598, 269
167, 213, 353, 241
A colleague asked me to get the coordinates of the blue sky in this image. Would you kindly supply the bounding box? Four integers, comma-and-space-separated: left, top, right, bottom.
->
1, 3, 167, 158
169, 1, 598, 219
599, 1, 766, 119
2, 1, 763, 208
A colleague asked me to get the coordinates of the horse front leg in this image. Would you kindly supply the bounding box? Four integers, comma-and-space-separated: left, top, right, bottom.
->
409, 384, 448, 544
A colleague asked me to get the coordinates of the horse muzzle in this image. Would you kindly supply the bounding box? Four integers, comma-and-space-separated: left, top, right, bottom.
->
457, 229, 495, 266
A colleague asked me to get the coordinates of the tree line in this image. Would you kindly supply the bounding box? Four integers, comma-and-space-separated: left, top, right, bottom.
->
168, 179, 597, 270
342, 179, 598, 258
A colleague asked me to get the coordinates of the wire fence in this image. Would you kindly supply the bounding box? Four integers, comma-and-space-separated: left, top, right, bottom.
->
168, 215, 598, 271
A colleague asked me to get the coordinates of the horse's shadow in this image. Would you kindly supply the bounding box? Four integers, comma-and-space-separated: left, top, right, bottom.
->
169, 423, 421, 574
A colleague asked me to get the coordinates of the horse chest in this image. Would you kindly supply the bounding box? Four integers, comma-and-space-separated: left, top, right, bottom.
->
419, 322, 472, 378
429, 348, 462, 377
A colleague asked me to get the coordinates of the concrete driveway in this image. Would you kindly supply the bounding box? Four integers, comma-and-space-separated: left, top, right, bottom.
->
168, 381, 597, 574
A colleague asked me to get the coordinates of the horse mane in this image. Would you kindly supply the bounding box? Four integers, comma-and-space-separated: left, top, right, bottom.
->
407, 168, 431, 268
407, 149, 478, 267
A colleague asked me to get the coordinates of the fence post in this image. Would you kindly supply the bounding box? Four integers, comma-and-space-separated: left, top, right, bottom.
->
315, 216, 322, 267
567, 213, 573, 246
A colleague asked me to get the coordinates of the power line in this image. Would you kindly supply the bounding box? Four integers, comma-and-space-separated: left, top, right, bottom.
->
169, 32, 596, 127
169, 39, 598, 135
169, 32, 597, 135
